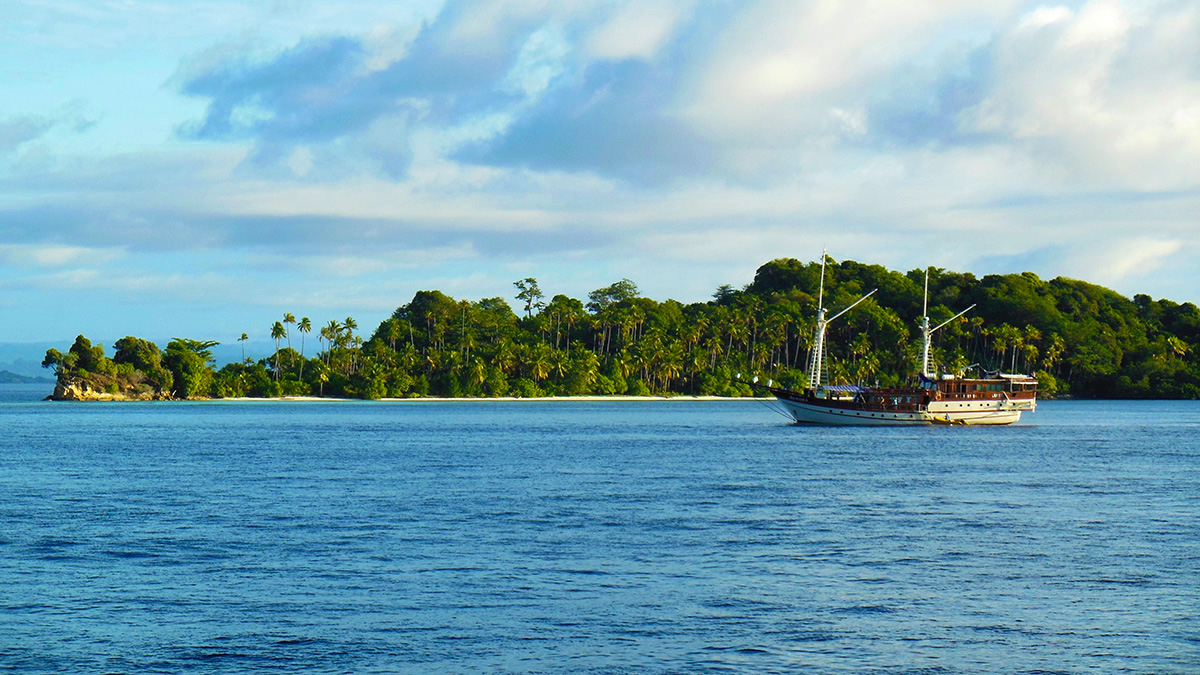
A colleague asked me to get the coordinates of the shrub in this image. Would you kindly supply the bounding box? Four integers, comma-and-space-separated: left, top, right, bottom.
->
626, 379, 651, 397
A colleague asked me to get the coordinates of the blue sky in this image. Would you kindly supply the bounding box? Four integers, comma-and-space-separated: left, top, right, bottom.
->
2, 0, 1199, 348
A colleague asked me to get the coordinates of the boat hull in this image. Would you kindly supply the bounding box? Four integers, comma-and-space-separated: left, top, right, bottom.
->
773, 393, 1034, 426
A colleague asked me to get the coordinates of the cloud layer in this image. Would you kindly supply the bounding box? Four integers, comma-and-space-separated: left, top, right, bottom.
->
1, 0, 1198, 342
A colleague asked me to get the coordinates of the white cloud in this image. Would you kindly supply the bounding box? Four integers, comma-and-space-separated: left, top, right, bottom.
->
1069, 237, 1184, 284
362, 20, 423, 72
5, 0, 1200, 345
584, 0, 690, 61
1062, 0, 1129, 47
682, 0, 1023, 140
0, 244, 125, 267
1017, 6, 1074, 31
246, 245, 480, 278
287, 147, 314, 176
970, 0, 1200, 189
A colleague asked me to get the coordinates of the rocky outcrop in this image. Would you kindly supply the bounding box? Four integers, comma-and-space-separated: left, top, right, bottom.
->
49, 378, 171, 401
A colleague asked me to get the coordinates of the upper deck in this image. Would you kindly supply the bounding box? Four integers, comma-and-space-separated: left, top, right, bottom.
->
935, 376, 1037, 401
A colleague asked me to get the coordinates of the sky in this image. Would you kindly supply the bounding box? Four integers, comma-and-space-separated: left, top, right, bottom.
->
1, 0, 1198, 349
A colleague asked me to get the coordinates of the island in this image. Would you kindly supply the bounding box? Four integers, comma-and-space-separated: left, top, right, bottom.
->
41, 256, 1200, 401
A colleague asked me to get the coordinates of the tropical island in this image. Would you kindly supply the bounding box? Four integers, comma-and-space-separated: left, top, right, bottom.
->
40, 256, 1200, 401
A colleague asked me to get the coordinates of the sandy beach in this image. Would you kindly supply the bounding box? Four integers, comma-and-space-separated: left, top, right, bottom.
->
216, 395, 768, 403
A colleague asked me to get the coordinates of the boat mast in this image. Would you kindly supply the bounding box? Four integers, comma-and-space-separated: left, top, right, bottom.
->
806, 252, 829, 390
806, 251, 877, 389
920, 269, 931, 378
919, 267, 976, 379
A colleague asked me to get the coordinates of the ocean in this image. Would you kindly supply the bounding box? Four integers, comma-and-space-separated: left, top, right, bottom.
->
1, 383, 1197, 673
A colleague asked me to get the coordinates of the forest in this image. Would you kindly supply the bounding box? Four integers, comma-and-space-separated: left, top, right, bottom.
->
41, 256, 1200, 400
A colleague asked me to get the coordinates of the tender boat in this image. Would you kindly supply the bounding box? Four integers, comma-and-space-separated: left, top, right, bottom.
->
756, 257, 1037, 426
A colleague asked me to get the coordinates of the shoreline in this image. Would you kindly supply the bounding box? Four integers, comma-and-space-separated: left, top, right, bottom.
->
215, 395, 769, 403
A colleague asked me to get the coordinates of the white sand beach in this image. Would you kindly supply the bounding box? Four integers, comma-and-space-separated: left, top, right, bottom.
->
215, 395, 767, 403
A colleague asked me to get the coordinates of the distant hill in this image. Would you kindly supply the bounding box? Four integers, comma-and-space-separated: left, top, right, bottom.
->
0, 370, 54, 384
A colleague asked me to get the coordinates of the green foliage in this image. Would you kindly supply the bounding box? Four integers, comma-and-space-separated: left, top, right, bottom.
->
587, 278, 639, 312
44, 335, 173, 398
113, 336, 173, 391
68, 335, 106, 373
47, 257, 1200, 402
626, 378, 651, 396
163, 339, 218, 399
509, 377, 543, 398
513, 277, 545, 318
42, 348, 63, 371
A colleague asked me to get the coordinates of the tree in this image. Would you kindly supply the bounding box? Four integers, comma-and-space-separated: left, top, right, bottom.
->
283, 313, 295, 353
565, 350, 601, 395
712, 283, 739, 305
113, 336, 172, 391
163, 338, 218, 399
380, 318, 402, 350
587, 279, 639, 313
39, 254, 1200, 401
513, 277, 545, 318
271, 321, 286, 379
42, 348, 64, 372
297, 317, 312, 379
321, 320, 340, 366
67, 335, 106, 373
1167, 336, 1190, 361
314, 361, 330, 397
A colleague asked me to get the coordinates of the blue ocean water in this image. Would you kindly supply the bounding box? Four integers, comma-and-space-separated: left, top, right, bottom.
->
1, 383, 1198, 674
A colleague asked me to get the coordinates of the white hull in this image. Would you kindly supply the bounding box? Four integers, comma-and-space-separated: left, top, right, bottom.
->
776, 396, 1034, 426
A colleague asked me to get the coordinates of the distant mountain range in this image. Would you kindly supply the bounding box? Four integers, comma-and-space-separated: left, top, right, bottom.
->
0, 370, 54, 384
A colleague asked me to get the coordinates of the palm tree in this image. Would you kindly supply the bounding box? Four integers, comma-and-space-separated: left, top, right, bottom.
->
318, 324, 331, 366
297, 317, 311, 379
283, 312, 295, 353
1021, 325, 1042, 373
1043, 334, 1066, 375
566, 350, 601, 395
314, 361, 329, 397
468, 357, 487, 394
270, 321, 286, 379
492, 338, 517, 375
550, 349, 569, 382
528, 343, 552, 383
704, 336, 723, 371
1167, 336, 1190, 361
659, 340, 685, 392
383, 318, 402, 350
324, 320, 342, 368
238, 333, 249, 364
614, 348, 635, 380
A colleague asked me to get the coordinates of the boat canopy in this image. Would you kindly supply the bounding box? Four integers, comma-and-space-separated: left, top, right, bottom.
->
819, 384, 869, 393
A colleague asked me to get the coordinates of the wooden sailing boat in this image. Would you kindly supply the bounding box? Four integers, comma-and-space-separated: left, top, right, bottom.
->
760, 255, 1037, 426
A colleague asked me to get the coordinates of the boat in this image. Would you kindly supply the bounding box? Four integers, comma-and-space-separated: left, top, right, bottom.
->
753, 256, 1037, 426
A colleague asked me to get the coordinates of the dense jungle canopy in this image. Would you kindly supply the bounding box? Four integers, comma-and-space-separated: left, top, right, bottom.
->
42, 257, 1200, 400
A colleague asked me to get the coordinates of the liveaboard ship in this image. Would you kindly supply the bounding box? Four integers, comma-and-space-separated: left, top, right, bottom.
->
757, 257, 1037, 426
